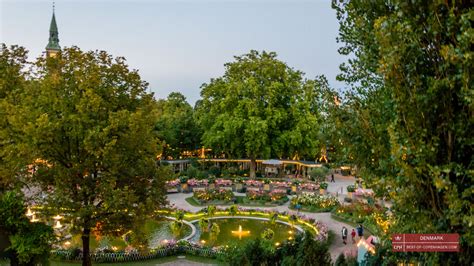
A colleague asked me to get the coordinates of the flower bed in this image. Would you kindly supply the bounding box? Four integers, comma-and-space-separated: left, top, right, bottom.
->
269, 189, 287, 200
215, 178, 233, 187
298, 182, 320, 192
290, 193, 340, 212
245, 180, 263, 188
333, 202, 382, 223
244, 189, 288, 205
354, 188, 374, 197
166, 179, 180, 192
193, 189, 234, 204
187, 178, 209, 187
166, 179, 180, 187
271, 181, 291, 189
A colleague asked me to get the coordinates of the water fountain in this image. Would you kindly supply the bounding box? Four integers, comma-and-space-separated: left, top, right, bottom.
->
231, 225, 250, 239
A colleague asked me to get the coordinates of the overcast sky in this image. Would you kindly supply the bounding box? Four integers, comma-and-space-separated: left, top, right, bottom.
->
1, 0, 347, 105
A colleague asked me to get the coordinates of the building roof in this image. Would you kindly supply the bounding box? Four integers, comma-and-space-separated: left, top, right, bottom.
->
46, 12, 61, 51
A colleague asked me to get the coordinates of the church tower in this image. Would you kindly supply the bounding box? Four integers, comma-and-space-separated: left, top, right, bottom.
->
45, 4, 60, 57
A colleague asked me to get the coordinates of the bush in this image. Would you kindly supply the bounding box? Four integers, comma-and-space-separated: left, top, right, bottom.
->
335, 253, 347, 266
261, 228, 275, 240
179, 176, 189, 184
320, 182, 328, 190
208, 166, 221, 177
296, 231, 331, 266
309, 167, 330, 182
347, 185, 356, 192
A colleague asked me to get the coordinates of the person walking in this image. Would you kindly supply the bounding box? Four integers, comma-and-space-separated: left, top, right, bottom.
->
351, 228, 356, 243
357, 224, 364, 239
342, 226, 348, 245
331, 174, 335, 182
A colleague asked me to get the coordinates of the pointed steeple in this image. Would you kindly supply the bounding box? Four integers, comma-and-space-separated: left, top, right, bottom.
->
45, 2, 60, 57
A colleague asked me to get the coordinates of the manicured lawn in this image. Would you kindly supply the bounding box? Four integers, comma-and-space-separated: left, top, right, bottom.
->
288, 204, 335, 213
330, 212, 374, 236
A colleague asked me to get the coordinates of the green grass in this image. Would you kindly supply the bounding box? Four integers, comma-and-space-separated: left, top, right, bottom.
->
185, 196, 203, 206
49, 255, 220, 265
288, 204, 335, 213
330, 212, 374, 236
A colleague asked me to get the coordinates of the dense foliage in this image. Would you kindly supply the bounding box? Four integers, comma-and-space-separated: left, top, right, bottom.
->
331, 0, 473, 263
0, 191, 54, 266
155, 92, 201, 159
12, 47, 167, 266
196, 50, 327, 178
219, 232, 332, 266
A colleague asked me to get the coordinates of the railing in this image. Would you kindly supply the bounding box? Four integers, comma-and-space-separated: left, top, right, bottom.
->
51, 245, 221, 263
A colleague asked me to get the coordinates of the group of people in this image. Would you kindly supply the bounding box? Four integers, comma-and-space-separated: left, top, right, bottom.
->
341, 224, 364, 245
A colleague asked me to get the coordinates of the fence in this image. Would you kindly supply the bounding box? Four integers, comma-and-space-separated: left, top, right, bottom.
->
51, 245, 220, 263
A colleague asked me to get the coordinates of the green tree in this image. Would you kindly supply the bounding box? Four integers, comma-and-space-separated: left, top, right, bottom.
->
309, 166, 330, 182
206, 205, 217, 218
269, 212, 278, 225
289, 214, 298, 228
21, 47, 166, 266
0, 191, 54, 266
228, 204, 238, 216
196, 50, 324, 178
198, 218, 209, 232
0, 44, 32, 190
155, 92, 201, 159
296, 231, 331, 266
332, 0, 473, 263
210, 223, 220, 236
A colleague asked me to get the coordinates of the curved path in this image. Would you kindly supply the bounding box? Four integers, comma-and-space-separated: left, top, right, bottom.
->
167, 191, 359, 261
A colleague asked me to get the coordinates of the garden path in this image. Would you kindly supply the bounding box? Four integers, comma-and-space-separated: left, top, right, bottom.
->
167, 173, 360, 262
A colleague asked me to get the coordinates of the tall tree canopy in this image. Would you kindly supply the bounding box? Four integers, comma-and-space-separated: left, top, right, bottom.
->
155, 92, 201, 159
0, 44, 55, 266
331, 0, 473, 263
19, 47, 166, 266
0, 44, 32, 190
196, 50, 325, 178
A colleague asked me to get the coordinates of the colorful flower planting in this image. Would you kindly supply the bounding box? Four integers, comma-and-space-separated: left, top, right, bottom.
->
245, 189, 288, 205
165, 179, 180, 188
215, 178, 233, 187
291, 193, 340, 212
245, 180, 263, 187
187, 178, 209, 187
271, 181, 291, 189
298, 182, 320, 191
193, 189, 234, 203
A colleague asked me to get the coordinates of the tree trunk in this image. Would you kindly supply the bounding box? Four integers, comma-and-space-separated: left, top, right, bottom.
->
82, 228, 92, 266
249, 157, 256, 179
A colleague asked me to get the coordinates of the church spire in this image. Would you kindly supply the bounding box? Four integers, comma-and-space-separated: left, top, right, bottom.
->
45, 2, 60, 57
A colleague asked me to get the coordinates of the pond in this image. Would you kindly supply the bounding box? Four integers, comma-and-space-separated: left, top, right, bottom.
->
60, 219, 192, 251
191, 218, 299, 247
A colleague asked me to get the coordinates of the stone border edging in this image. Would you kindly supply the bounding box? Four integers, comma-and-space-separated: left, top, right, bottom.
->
164, 216, 197, 241
189, 216, 304, 233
